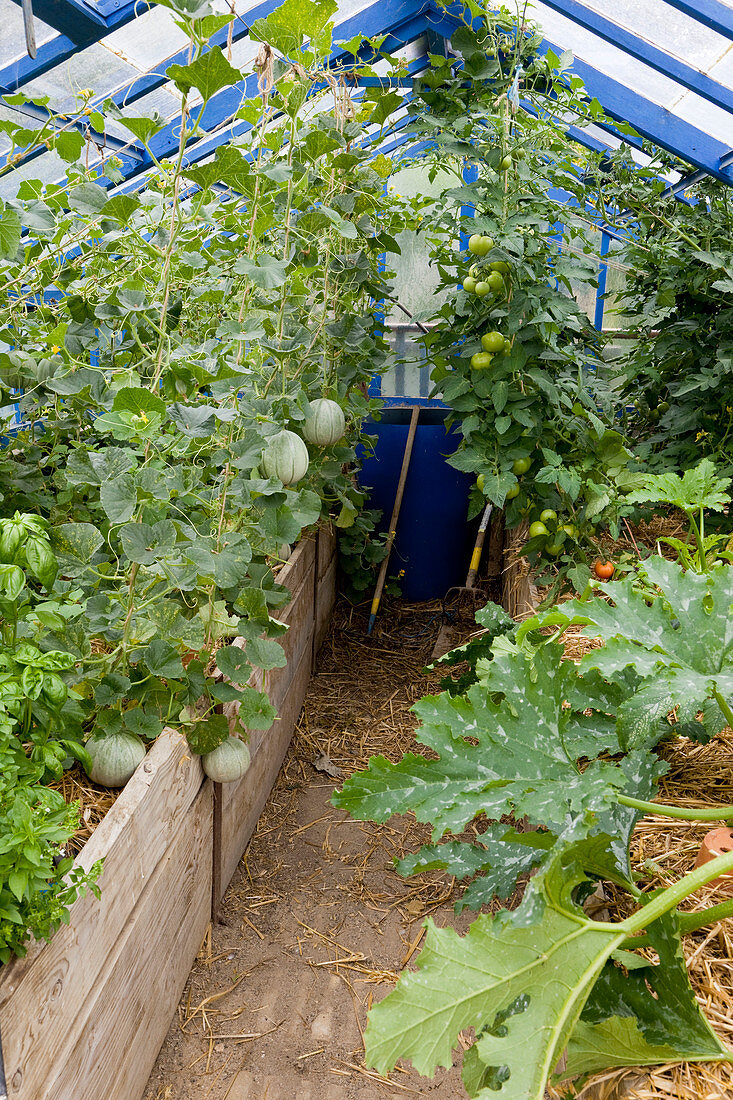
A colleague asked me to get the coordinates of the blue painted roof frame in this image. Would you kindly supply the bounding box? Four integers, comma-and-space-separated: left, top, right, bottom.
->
432, 1, 733, 185
2, 0, 156, 91
3, 0, 733, 191
540, 0, 733, 117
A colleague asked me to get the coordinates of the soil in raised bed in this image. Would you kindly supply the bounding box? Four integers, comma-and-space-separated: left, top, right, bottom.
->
144, 599, 481, 1100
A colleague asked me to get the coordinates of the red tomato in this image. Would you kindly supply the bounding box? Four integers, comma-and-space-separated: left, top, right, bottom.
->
593, 560, 615, 580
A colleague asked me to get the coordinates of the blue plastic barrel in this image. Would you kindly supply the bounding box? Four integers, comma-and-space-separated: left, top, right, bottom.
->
357, 408, 475, 601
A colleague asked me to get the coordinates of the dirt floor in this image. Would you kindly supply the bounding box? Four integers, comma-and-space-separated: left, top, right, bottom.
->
144, 600, 476, 1100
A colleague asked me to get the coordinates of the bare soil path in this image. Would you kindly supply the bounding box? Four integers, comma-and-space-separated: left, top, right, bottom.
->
144, 601, 472, 1100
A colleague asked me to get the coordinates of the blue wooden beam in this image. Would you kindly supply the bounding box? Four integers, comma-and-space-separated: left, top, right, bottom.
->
541, 0, 733, 116
594, 230, 610, 331
0, 33, 80, 95
657, 0, 733, 40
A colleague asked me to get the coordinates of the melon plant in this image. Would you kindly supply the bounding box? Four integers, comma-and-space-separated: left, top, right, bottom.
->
261, 430, 309, 485
302, 398, 346, 446
202, 736, 251, 783
85, 732, 146, 787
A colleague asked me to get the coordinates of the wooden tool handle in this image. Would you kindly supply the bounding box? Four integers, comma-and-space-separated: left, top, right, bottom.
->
368, 406, 420, 631
465, 502, 492, 589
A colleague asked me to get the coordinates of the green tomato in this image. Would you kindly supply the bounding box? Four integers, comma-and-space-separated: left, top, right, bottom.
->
503, 338, 512, 354
560, 523, 577, 538
476, 474, 485, 492
512, 456, 531, 475
474, 280, 492, 297
505, 482, 520, 500
658, 401, 670, 413
499, 154, 513, 171
539, 509, 557, 524
470, 351, 493, 370
487, 271, 505, 293
529, 521, 548, 538
490, 261, 510, 274
545, 541, 563, 556
468, 234, 493, 257
481, 331, 505, 353
513, 147, 526, 160
463, 276, 478, 293
469, 264, 481, 278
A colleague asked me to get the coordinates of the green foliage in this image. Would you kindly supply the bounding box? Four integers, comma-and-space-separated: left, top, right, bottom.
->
607, 178, 733, 470
433, 598, 516, 694
527, 557, 733, 746
337, 508, 397, 602
0, 0, 415, 958
0, 515, 99, 962
623, 459, 733, 572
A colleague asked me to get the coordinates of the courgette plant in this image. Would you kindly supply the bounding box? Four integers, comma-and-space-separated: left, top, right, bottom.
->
335, 554, 733, 1096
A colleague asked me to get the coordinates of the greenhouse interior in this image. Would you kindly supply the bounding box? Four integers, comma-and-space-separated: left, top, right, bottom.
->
2, 0, 733, 1097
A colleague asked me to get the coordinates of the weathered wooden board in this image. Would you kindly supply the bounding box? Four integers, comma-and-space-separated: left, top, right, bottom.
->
216, 525, 337, 898
216, 639, 314, 896
42, 782, 212, 1100
221, 537, 316, 790
0, 729, 205, 1100
315, 556, 336, 654
222, 536, 315, 746
264, 551, 316, 713
317, 521, 337, 580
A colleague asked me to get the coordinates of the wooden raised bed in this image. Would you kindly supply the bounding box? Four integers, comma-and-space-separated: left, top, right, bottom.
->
0, 524, 338, 1100
215, 525, 337, 899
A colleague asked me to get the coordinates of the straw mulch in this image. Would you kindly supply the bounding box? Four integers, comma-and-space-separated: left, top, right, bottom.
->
600, 511, 690, 563
49, 764, 118, 857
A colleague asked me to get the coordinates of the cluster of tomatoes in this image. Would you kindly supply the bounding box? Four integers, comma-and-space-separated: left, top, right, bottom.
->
527, 509, 577, 558
463, 234, 513, 370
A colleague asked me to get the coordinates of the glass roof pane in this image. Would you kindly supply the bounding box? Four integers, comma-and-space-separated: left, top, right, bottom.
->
0, 0, 55, 66
532, 1, 690, 107
19, 46, 139, 109
582, 0, 732, 71
531, 1, 733, 147
670, 91, 733, 148
101, 7, 190, 74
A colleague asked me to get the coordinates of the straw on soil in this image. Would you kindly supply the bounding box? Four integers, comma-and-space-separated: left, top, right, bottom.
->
49, 764, 118, 856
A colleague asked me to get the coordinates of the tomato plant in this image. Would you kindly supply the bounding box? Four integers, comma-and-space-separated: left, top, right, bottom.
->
393, 3, 648, 597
